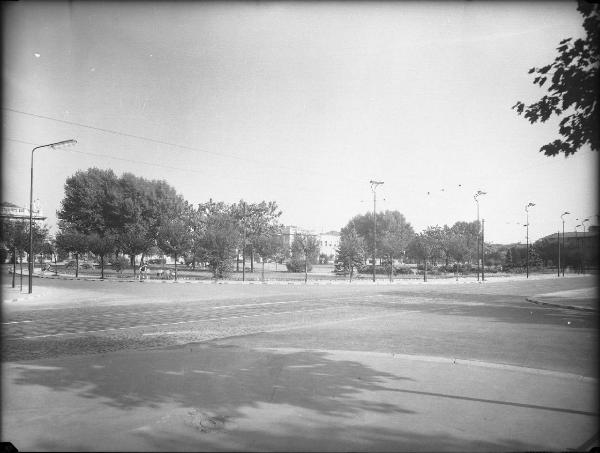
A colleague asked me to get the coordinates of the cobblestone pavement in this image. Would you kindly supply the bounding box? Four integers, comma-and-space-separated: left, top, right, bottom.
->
2, 276, 597, 374
2, 291, 399, 361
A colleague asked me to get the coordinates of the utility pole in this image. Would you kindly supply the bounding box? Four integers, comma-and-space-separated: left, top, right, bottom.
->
370, 180, 384, 283
561, 212, 569, 276
481, 219, 485, 281
473, 190, 486, 282
525, 202, 535, 278
575, 225, 580, 274
581, 218, 589, 274
557, 230, 560, 277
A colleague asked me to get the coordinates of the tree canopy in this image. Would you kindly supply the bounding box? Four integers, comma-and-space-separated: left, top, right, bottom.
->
513, 1, 599, 156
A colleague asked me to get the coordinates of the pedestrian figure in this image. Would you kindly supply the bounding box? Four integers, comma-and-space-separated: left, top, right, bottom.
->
166, 269, 173, 280
139, 263, 148, 281
157, 269, 164, 279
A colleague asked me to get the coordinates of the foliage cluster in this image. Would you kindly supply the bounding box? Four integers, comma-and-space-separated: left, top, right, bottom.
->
54, 168, 284, 279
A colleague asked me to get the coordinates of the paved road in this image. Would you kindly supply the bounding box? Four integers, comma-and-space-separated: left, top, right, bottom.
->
2, 275, 598, 452
3, 275, 598, 377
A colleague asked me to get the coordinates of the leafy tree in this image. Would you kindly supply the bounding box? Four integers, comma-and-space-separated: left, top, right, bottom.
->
334, 226, 365, 282
196, 201, 238, 279
253, 226, 285, 281
289, 234, 319, 283
115, 173, 158, 275
58, 168, 121, 277
55, 224, 89, 278
378, 211, 415, 281
448, 221, 479, 265
156, 206, 193, 281
87, 233, 116, 279
232, 200, 282, 274
118, 223, 152, 277
344, 210, 414, 267
58, 168, 121, 235
533, 236, 559, 267
504, 248, 514, 269
1, 219, 27, 287
512, 1, 599, 156
407, 228, 443, 281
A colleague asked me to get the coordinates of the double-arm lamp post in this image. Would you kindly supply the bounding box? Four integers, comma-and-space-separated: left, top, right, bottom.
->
473, 190, 486, 281
525, 202, 535, 279
369, 180, 384, 283
29, 139, 77, 293
560, 212, 569, 277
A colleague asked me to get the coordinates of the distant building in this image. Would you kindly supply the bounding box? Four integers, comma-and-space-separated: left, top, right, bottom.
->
280, 225, 317, 249
318, 231, 341, 258
0, 201, 46, 222
280, 225, 340, 260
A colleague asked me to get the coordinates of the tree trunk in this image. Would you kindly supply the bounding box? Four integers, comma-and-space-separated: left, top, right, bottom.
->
389, 255, 393, 283
75, 253, 79, 278
424, 258, 427, 282
174, 254, 178, 281
12, 248, 16, 288
304, 260, 308, 284
251, 247, 254, 273
54, 253, 58, 276
130, 255, 136, 278
100, 255, 105, 279
236, 251, 239, 272
19, 254, 23, 291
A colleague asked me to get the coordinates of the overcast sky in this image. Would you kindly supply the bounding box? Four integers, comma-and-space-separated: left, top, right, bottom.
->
2, 1, 597, 244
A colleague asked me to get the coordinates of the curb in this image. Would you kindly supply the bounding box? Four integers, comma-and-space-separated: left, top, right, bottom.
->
20, 272, 591, 286
526, 297, 597, 313
256, 347, 598, 383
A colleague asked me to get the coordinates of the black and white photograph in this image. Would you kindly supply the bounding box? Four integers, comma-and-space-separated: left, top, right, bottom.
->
1, 1, 598, 451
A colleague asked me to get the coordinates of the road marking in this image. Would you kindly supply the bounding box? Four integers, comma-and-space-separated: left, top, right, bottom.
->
2, 320, 33, 325
18, 306, 342, 339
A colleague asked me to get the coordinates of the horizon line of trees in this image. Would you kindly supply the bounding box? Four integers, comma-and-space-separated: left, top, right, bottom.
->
2, 167, 596, 282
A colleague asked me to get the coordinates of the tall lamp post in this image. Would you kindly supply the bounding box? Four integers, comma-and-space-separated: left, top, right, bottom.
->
525, 202, 535, 279
473, 190, 486, 281
29, 139, 77, 293
575, 224, 581, 274
581, 218, 589, 274
560, 211, 569, 276
369, 180, 384, 283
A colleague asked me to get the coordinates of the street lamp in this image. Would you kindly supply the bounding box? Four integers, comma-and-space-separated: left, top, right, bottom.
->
525, 202, 535, 279
575, 224, 581, 274
581, 218, 589, 274
473, 190, 486, 281
29, 139, 77, 293
369, 180, 384, 283
560, 211, 569, 277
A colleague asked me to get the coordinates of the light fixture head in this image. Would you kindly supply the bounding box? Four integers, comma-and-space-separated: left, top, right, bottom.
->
49, 139, 77, 149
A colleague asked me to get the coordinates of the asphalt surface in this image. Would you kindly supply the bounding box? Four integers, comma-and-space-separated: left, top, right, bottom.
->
2, 274, 598, 451
2, 275, 598, 376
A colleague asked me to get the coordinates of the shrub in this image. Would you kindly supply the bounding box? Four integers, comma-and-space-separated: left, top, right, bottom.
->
111, 257, 130, 273
210, 258, 234, 279
286, 258, 313, 273
358, 265, 388, 275
394, 266, 415, 275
